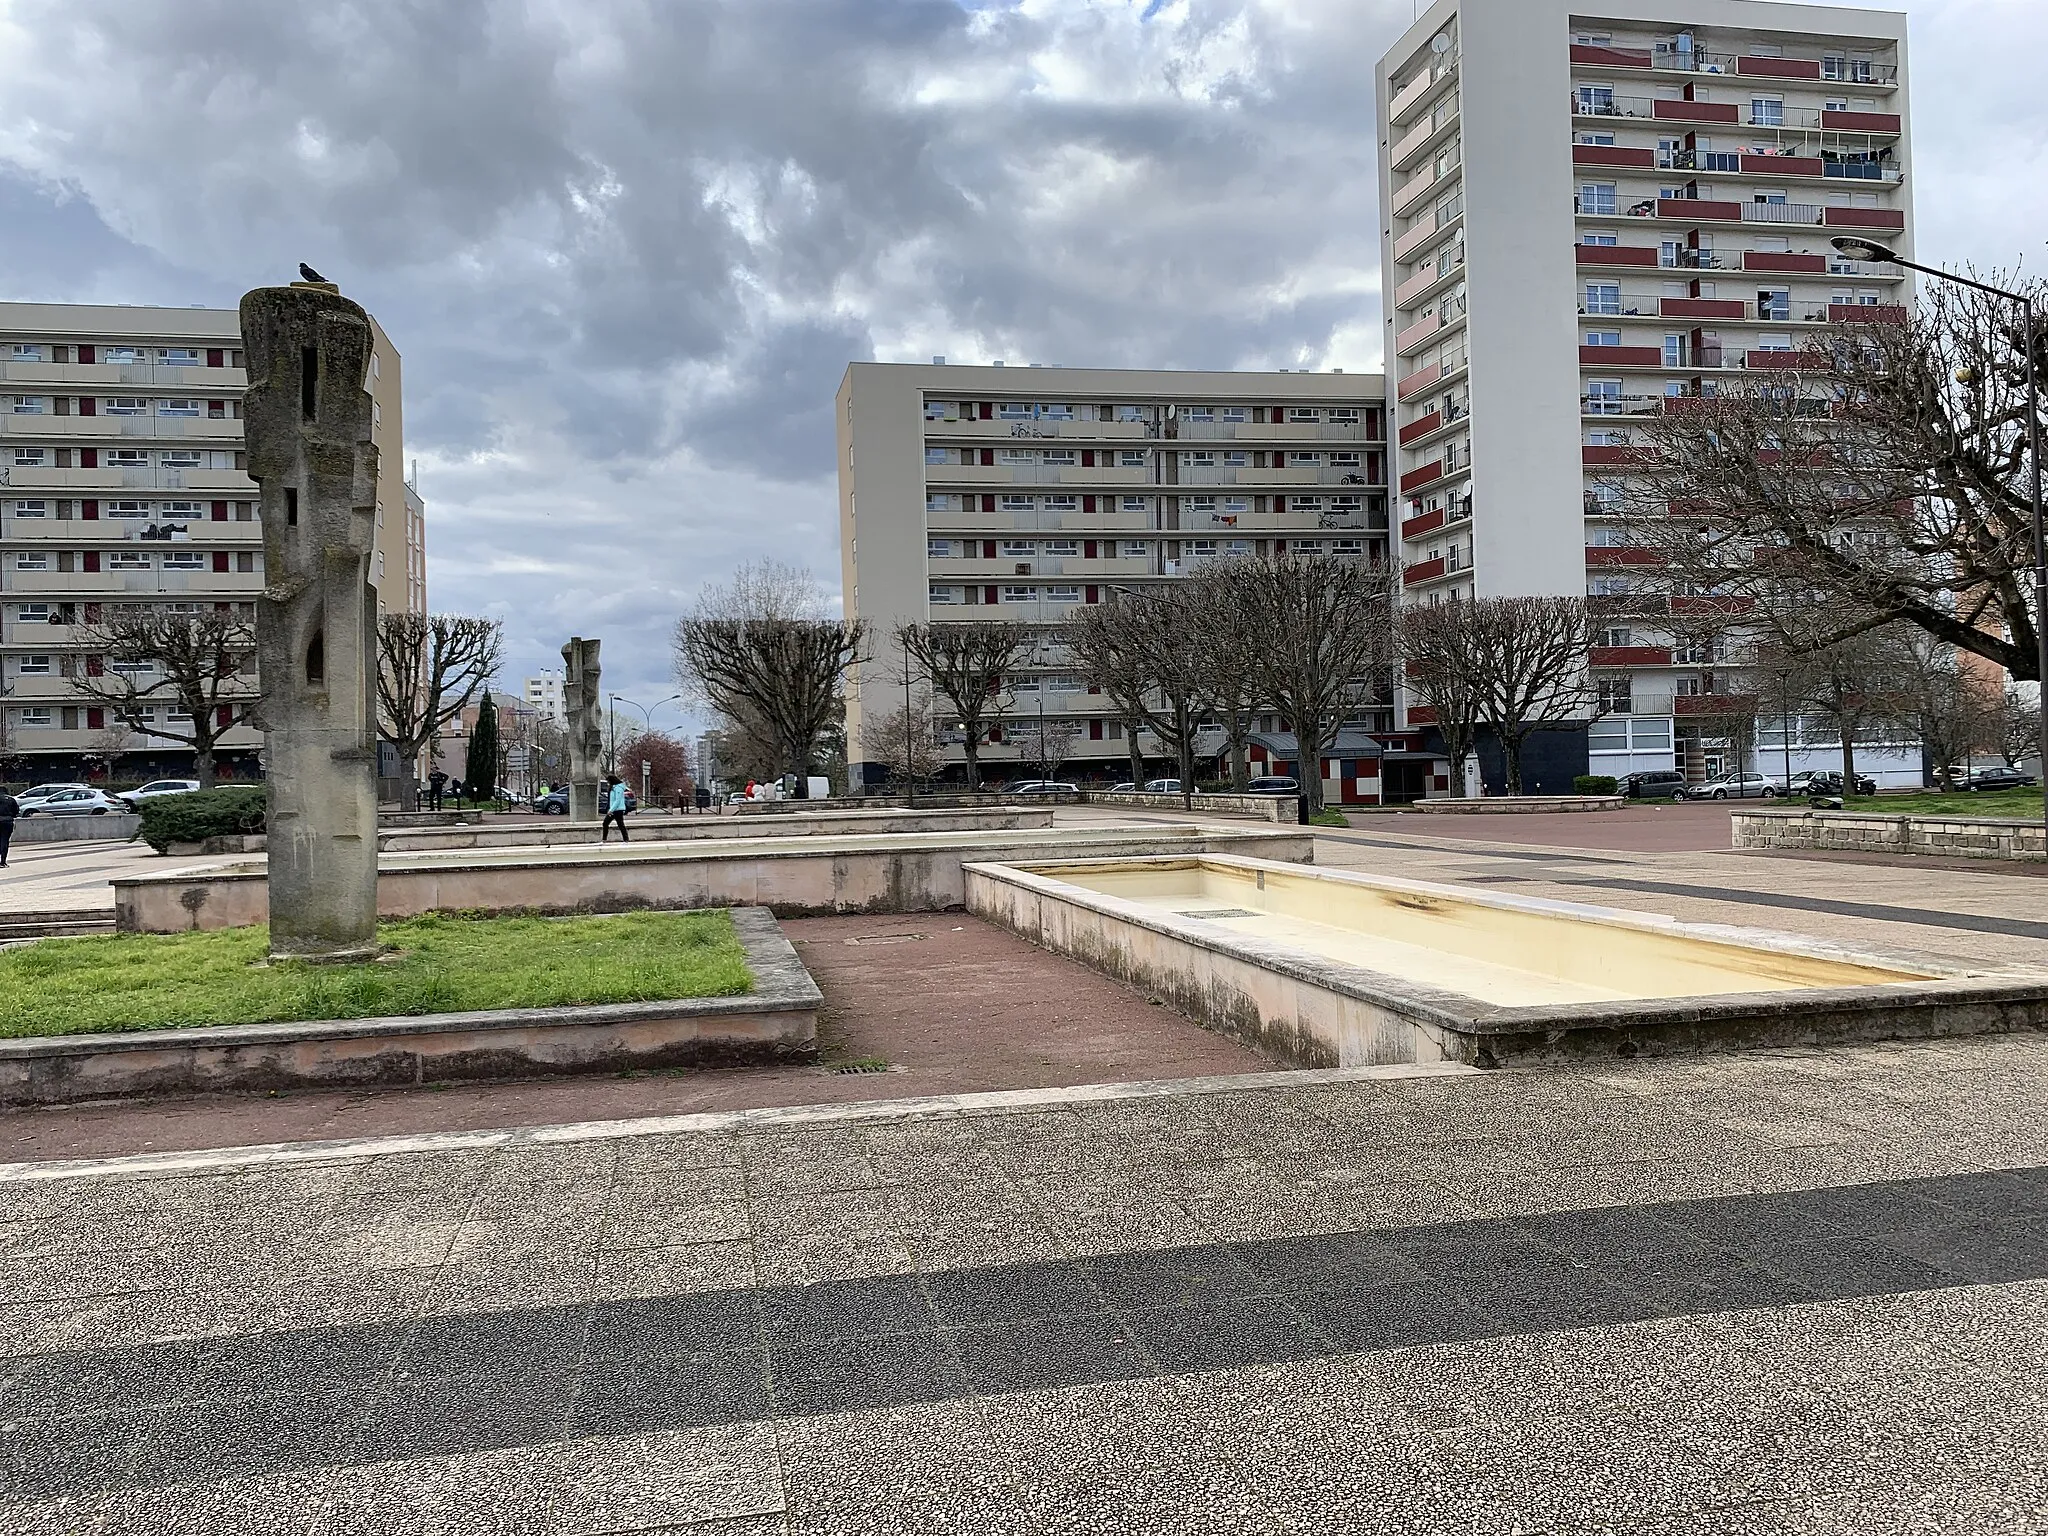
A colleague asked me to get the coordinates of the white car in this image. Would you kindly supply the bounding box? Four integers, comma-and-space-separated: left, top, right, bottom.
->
14, 782, 89, 809
19, 787, 125, 817
118, 779, 201, 807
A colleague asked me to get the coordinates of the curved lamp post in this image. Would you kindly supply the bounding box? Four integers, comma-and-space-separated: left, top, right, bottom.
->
1832, 236, 2046, 833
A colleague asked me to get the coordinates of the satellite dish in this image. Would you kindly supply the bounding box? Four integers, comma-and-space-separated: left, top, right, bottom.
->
1431, 33, 1452, 54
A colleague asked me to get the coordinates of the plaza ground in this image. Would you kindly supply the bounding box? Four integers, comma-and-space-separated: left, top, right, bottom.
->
1, 804, 2045, 1531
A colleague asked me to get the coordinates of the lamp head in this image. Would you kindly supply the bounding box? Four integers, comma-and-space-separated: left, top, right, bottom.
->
1830, 235, 1897, 265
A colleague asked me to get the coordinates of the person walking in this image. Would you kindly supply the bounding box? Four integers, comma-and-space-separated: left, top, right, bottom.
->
0, 785, 17, 869
602, 774, 631, 843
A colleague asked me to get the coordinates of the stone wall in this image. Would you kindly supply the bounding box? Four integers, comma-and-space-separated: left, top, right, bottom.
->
1733, 809, 2047, 862
11, 815, 142, 845
1407, 796, 1625, 815
1083, 792, 1291, 822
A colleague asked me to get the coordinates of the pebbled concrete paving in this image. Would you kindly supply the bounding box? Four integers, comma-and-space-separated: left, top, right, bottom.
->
2, 1038, 2046, 1533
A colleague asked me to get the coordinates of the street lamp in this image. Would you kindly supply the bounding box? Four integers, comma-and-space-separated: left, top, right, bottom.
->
610, 693, 683, 806
1831, 236, 2046, 836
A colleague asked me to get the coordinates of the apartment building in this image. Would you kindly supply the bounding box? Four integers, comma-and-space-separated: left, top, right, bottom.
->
836, 362, 1392, 786
0, 299, 418, 780
1377, 0, 1914, 783
524, 672, 565, 727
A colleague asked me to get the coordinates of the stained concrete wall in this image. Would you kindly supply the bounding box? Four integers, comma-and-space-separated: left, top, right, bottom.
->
1735, 810, 2047, 862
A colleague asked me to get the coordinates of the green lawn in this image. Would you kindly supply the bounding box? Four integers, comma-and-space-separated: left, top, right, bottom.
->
0, 909, 752, 1039
1838, 789, 2043, 820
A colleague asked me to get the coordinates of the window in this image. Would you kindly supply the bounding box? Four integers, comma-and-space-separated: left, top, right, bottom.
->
1581, 232, 1618, 247
1584, 283, 1621, 316
1587, 429, 1628, 447
160, 500, 203, 518
1287, 408, 1321, 422
1576, 84, 1616, 115
1048, 676, 1083, 694
108, 450, 148, 466
8, 396, 48, 414
997, 402, 1033, 419
1663, 333, 1687, 368
926, 493, 957, 512
9, 344, 45, 362
10, 500, 49, 518
1114, 405, 1147, 422
1751, 96, 1783, 126
1045, 585, 1081, 602
928, 584, 959, 604
14, 708, 55, 729
1120, 497, 1149, 513
157, 398, 200, 417
1000, 585, 1036, 603
160, 348, 200, 366
923, 400, 953, 422
928, 539, 953, 558
161, 450, 203, 468
1183, 451, 1216, 468
105, 347, 141, 364
1222, 450, 1248, 468
1588, 525, 1634, 545
1120, 541, 1149, 557
1184, 496, 1217, 514
15, 655, 53, 675
925, 446, 948, 465
1223, 496, 1250, 514
1584, 330, 1622, 347
1221, 407, 1249, 423
13, 448, 48, 466
1588, 576, 1631, 595
1043, 540, 1079, 556
1332, 539, 1364, 555
1117, 450, 1147, 467
13, 552, 50, 571
1600, 627, 1632, 648
1586, 380, 1622, 414
15, 604, 52, 622
1578, 182, 1618, 216
105, 397, 150, 416
1758, 332, 1794, 351
109, 551, 151, 569
1182, 407, 1214, 423
1044, 495, 1078, 512
163, 551, 205, 570
1292, 540, 1324, 555
1578, 131, 1616, 147
998, 496, 1034, 512
1042, 449, 1076, 466
107, 500, 150, 519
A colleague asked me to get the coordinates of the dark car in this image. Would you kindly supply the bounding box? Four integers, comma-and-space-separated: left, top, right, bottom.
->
1620, 770, 1688, 800
532, 787, 636, 815
1789, 770, 1877, 798
1005, 780, 1078, 796
1245, 776, 1300, 797
1964, 766, 2038, 792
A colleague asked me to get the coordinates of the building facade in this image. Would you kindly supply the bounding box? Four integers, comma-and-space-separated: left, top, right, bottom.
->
0, 299, 417, 780
1377, 0, 1915, 784
836, 362, 1394, 788
524, 672, 565, 727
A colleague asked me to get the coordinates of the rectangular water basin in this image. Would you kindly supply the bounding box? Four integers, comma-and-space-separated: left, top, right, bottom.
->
965, 855, 2048, 1066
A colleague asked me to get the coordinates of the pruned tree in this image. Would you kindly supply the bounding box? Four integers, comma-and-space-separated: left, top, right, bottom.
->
1459, 596, 1600, 796
375, 613, 504, 810
1069, 585, 1207, 808
869, 693, 944, 787
1064, 605, 1153, 789
674, 561, 865, 799
1613, 282, 2046, 682
1771, 627, 1917, 797
71, 607, 259, 788
1185, 563, 1258, 790
1398, 602, 1486, 798
1235, 553, 1397, 817
895, 620, 1030, 791
619, 729, 692, 805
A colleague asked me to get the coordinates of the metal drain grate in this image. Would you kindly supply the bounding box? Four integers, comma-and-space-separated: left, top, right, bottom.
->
1175, 908, 1261, 920
832, 1061, 892, 1075
842, 933, 927, 946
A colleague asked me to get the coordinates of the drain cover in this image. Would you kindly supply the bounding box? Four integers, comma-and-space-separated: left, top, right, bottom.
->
843, 933, 927, 946
1175, 908, 1261, 920
833, 1061, 891, 1075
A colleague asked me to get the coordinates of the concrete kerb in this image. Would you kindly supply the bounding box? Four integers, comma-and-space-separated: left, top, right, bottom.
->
964, 854, 2048, 1068
1734, 807, 2048, 863
0, 1060, 1486, 1183
1406, 796, 1627, 814
0, 907, 821, 1107
10, 815, 142, 845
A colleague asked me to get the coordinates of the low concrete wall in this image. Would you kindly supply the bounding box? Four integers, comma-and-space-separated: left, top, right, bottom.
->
966, 855, 2048, 1069
378, 810, 484, 828
1407, 796, 1625, 814
113, 824, 1317, 934
1734, 808, 2046, 862
0, 908, 819, 1106
1083, 792, 1290, 822
378, 805, 1054, 853
10, 815, 141, 844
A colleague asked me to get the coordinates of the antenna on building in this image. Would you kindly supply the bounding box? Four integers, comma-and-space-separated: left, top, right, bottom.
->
932, 355, 945, 365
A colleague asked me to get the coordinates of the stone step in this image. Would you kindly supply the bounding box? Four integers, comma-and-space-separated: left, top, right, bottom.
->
0, 910, 116, 941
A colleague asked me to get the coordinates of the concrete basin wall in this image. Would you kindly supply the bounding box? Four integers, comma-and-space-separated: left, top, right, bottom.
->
0, 908, 820, 1106
377, 806, 1054, 853
114, 826, 1316, 934
12, 815, 142, 844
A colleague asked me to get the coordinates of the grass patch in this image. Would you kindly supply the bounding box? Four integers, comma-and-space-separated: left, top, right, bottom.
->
1835, 789, 2043, 820
1309, 809, 1351, 827
0, 909, 752, 1039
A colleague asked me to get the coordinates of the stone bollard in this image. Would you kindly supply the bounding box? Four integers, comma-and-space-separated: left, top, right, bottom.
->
244, 280, 381, 962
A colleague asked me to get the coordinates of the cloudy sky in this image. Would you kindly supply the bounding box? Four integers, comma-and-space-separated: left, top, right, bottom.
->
1, 0, 2042, 720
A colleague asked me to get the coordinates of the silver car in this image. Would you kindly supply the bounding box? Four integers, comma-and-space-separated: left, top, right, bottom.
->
20, 787, 125, 817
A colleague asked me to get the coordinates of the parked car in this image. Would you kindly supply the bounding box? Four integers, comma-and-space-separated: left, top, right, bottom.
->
1142, 778, 1184, 794
533, 789, 569, 815
117, 779, 200, 808
1245, 776, 1300, 796
1787, 770, 1877, 798
1109, 781, 1138, 794
1619, 770, 1688, 800
13, 782, 89, 809
1679, 774, 1778, 801
1963, 766, 2038, 792
1005, 780, 1078, 796
19, 787, 125, 817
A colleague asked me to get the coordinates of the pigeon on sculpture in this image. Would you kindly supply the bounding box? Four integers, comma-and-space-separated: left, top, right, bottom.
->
298, 262, 327, 284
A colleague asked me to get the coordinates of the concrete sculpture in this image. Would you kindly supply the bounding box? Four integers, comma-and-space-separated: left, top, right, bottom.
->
562, 636, 604, 822
244, 278, 381, 961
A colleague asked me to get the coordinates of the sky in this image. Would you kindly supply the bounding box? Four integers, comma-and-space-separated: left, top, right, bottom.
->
1, 0, 2043, 728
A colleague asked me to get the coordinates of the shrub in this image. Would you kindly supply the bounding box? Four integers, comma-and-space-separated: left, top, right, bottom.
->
135, 786, 267, 854
1574, 775, 1619, 795
1309, 808, 1350, 827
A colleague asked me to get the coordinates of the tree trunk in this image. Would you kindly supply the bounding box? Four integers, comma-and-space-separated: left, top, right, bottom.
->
398, 757, 421, 812
1841, 728, 1857, 801
962, 734, 983, 792
1447, 749, 1467, 799
1229, 725, 1249, 791
194, 745, 216, 791
1299, 723, 1325, 818
1126, 721, 1144, 789
1503, 728, 1526, 796
1179, 730, 1196, 812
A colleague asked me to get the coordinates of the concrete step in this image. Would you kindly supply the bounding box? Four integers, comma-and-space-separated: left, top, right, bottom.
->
0, 910, 117, 942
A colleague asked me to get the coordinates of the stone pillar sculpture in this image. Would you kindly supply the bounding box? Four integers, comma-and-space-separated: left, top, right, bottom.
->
244, 280, 381, 961
562, 636, 604, 822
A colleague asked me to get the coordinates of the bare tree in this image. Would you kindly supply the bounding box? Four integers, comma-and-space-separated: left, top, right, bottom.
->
1064, 605, 1153, 789
1236, 553, 1397, 817
870, 692, 944, 787
1896, 640, 2000, 788
1997, 684, 2041, 769
1007, 712, 1083, 783
674, 562, 865, 799
1069, 586, 1207, 807
895, 620, 1029, 791
1186, 564, 1258, 790
1773, 628, 1917, 796
71, 607, 259, 788
1397, 602, 1486, 798
1615, 284, 2045, 681
375, 613, 504, 810
1459, 596, 1600, 796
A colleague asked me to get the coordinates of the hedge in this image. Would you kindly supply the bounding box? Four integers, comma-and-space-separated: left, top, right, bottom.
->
1573, 775, 1620, 795
135, 786, 267, 854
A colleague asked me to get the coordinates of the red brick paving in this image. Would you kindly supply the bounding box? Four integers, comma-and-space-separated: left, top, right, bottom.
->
0, 913, 1274, 1164
1354, 800, 1737, 854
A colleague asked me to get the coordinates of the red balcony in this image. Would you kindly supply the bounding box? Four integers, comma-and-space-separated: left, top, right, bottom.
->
1400, 460, 1447, 494
1660, 296, 1745, 320
1658, 197, 1744, 221
1569, 43, 1652, 68
1746, 350, 1811, 370
1823, 205, 1906, 232
1579, 345, 1664, 366
1405, 705, 1440, 726
1394, 313, 1444, 355
1397, 363, 1441, 401
1737, 55, 1821, 80
1401, 508, 1445, 540
1572, 144, 1656, 169
1675, 692, 1760, 717
1402, 557, 1447, 587
1581, 446, 1653, 469
1822, 109, 1901, 134
1740, 152, 1824, 177
1741, 250, 1827, 274
1585, 545, 1664, 566
1829, 303, 1908, 324
1590, 645, 1675, 667
1398, 411, 1442, 447
1577, 243, 1661, 267
1653, 99, 1740, 125
1672, 594, 1756, 616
